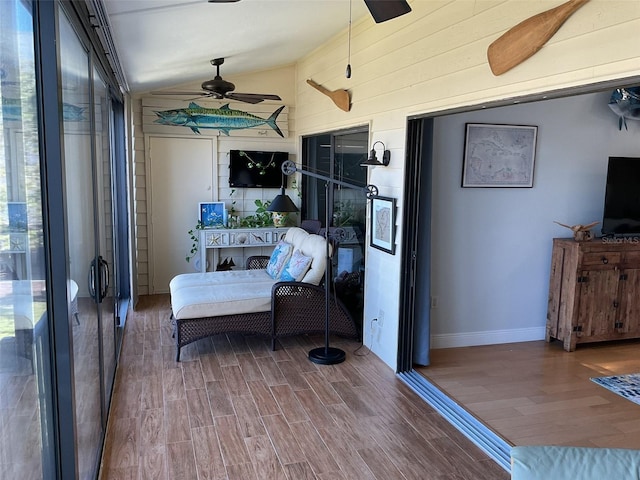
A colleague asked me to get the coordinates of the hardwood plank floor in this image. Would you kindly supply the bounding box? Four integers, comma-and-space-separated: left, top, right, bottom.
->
100, 295, 507, 479
418, 339, 640, 449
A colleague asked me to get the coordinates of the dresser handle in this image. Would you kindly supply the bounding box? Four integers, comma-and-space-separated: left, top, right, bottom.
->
601, 257, 608, 264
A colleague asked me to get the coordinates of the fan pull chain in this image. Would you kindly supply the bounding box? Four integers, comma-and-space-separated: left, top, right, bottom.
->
346, 0, 352, 78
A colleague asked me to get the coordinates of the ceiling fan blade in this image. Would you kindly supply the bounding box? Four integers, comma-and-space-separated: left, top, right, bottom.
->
226, 92, 282, 104
363, 0, 411, 23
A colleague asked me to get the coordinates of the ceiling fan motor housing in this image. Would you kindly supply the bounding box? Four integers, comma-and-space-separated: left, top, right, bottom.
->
201, 76, 235, 96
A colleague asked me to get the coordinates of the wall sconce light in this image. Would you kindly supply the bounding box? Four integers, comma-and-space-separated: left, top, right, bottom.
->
360, 141, 390, 167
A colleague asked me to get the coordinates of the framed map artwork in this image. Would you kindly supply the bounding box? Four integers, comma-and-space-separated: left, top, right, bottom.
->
370, 196, 395, 254
462, 123, 538, 188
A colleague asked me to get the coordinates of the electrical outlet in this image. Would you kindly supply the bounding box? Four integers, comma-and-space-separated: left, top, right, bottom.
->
378, 309, 384, 328
431, 296, 437, 308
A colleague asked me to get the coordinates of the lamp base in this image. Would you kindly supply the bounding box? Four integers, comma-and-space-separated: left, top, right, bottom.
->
308, 347, 346, 365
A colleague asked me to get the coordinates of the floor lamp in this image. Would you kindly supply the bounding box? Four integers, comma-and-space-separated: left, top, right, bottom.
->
278, 160, 378, 365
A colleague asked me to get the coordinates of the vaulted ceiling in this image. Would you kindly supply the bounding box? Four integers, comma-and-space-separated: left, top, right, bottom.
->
103, 0, 372, 93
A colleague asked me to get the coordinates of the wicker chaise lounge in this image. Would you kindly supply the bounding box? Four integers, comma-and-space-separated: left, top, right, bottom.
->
169, 227, 358, 360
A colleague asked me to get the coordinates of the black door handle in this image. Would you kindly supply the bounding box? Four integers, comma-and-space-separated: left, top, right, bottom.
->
88, 259, 97, 301
98, 256, 109, 302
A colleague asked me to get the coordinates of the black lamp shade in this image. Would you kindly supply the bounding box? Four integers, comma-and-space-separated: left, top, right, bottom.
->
267, 188, 299, 213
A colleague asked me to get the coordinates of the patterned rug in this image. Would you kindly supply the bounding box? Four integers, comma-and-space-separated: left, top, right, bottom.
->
591, 374, 640, 406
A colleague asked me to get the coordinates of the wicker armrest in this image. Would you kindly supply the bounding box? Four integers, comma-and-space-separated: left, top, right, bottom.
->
246, 255, 270, 270
270, 281, 358, 340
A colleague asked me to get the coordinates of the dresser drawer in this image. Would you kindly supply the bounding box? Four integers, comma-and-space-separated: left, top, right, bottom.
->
581, 252, 621, 266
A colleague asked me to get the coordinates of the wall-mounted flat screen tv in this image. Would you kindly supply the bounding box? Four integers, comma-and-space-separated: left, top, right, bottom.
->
602, 156, 640, 236
229, 150, 288, 188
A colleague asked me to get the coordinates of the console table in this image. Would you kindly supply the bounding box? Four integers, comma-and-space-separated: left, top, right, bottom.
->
199, 227, 289, 272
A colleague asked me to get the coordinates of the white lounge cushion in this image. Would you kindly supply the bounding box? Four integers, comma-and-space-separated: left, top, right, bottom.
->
170, 269, 273, 290
171, 269, 276, 320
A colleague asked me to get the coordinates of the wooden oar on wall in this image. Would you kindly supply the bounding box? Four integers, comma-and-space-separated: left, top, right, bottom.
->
487, 0, 590, 76
306, 79, 351, 112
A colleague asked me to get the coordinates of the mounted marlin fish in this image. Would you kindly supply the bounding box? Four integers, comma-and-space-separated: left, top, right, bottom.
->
608, 87, 640, 131
153, 102, 284, 137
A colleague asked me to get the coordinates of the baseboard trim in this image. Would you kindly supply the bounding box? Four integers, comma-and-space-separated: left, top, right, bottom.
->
431, 326, 546, 349
398, 370, 512, 472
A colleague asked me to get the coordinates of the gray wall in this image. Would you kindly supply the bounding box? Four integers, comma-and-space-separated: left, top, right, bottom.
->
431, 90, 640, 348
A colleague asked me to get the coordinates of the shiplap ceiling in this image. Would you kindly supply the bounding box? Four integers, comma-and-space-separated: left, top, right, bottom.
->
103, 0, 371, 93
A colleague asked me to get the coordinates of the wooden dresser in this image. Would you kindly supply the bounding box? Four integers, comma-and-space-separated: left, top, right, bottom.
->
546, 237, 640, 351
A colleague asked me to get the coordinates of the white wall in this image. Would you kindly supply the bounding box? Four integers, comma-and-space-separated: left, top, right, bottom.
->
295, 0, 640, 370
431, 91, 640, 348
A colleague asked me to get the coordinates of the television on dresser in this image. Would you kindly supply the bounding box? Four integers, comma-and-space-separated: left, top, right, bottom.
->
229, 150, 288, 188
601, 156, 640, 236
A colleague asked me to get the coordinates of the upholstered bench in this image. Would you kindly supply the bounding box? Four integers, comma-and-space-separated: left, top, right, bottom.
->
169, 227, 358, 360
510, 445, 640, 480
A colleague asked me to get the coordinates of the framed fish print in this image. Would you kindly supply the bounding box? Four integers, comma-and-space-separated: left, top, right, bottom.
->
199, 202, 226, 228
462, 123, 538, 188
370, 196, 396, 255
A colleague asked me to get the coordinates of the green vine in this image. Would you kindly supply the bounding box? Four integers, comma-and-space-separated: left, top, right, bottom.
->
228, 188, 238, 216
238, 151, 278, 176
291, 179, 302, 199
185, 220, 205, 262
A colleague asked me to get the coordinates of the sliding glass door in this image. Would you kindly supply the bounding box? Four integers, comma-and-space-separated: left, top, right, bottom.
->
59, 10, 119, 478
0, 1, 129, 477
0, 1, 55, 477
302, 128, 369, 331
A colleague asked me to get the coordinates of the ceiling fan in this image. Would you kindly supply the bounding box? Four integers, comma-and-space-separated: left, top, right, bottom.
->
208, 0, 411, 24
152, 57, 282, 104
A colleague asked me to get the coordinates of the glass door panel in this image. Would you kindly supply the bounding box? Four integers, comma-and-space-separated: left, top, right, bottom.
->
0, 0, 55, 477
93, 66, 116, 414
302, 129, 368, 331
332, 131, 367, 328
59, 11, 102, 479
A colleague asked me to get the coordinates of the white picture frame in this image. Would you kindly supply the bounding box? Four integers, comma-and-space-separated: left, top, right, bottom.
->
199, 202, 226, 228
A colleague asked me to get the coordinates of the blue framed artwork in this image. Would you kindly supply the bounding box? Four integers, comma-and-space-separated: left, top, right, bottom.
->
8, 202, 27, 232
199, 202, 226, 228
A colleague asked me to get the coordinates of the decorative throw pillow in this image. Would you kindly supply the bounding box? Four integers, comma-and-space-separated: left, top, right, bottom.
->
280, 249, 313, 282
266, 240, 293, 279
